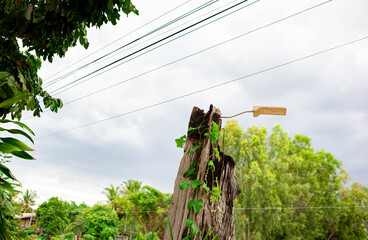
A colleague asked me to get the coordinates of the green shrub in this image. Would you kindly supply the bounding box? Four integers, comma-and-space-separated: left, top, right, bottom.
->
82, 234, 95, 240
64, 233, 75, 240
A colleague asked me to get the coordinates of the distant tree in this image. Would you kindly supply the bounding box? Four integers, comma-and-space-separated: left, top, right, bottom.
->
123, 184, 171, 238
36, 197, 69, 239
82, 204, 119, 240
102, 184, 121, 212
221, 120, 368, 240
121, 180, 142, 196
19, 189, 38, 213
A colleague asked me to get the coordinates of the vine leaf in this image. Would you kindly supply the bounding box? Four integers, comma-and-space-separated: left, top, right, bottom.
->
204, 121, 221, 143
202, 182, 210, 193
179, 180, 202, 190
175, 135, 186, 148
187, 145, 200, 154
214, 148, 220, 160
179, 181, 190, 190
185, 219, 201, 235
183, 160, 197, 178
188, 199, 203, 213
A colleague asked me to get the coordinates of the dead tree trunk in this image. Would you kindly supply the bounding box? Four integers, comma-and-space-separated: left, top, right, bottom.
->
164, 105, 240, 240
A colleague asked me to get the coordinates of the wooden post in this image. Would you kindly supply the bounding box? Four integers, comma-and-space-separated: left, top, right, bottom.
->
164, 105, 240, 240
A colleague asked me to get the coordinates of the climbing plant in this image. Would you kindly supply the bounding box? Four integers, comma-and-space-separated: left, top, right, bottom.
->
174, 121, 223, 240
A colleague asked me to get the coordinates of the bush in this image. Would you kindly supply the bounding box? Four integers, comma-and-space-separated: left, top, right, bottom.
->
51, 237, 61, 240
64, 233, 75, 240
82, 234, 95, 240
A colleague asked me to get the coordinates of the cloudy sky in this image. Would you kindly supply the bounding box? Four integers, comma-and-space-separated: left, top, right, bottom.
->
8, 0, 368, 205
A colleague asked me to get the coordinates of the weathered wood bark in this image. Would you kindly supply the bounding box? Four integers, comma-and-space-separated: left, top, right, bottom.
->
164, 105, 240, 240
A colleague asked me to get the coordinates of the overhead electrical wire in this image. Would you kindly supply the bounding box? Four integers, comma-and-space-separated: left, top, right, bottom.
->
60, 0, 333, 106
43, 0, 194, 82
50, 0, 259, 95
44, 0, 194, 82
59, 0, 242, 76
44, 0, 219, 87
36, 35, 368, 139
107, 206, 368, 213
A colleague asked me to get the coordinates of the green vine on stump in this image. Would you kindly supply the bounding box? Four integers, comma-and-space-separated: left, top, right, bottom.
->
173, 121, 223, 240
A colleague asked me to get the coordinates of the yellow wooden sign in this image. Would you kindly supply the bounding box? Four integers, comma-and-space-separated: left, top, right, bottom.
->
253, 106, 287, 117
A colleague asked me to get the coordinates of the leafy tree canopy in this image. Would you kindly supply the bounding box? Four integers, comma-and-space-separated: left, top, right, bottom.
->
35, 197, 69, 239
221, 120, 368, 240
0, 0, 138, 119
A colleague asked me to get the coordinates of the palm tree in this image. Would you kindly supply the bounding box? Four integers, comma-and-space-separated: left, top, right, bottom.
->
19, 189, 37, 213
102, 184, 121, 211
121, 179, 142, 196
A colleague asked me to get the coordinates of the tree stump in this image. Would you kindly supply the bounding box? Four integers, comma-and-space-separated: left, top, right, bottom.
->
164, 105, 240, 240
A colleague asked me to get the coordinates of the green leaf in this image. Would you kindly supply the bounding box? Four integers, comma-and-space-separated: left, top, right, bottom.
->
208, 160, 214, 167
183, 161, 197, 178
3, 197, 15, 216
187, 145, 200, 154
11, 150, 35, 160
107, 0, 113, 10
179, 181, 190, 190
0, 120, 35, 135
0, 164, 17, 181
0, 143, 21, 153
191, 221, 201, 235
202, 183, 210, 192
168, 220, 174, 240
212, 233, 219, 240
212, 187, 222, 197
188, 199, 203, 213
185, 219, 194, 228
180, 180, 202, 190
203, 228, 212, 240
0, 94, 31, 108
214, 148, 220, 160
0, 72, 11, 79
0, 127, 34, 143
175, 135, 186, 148
188, 127, 197, 132
189, 180, 202, 189
0, 177, 15, 193
1, 137, 34, 151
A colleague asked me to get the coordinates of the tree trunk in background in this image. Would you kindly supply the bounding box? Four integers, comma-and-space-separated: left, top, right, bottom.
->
164, 105, 240, 240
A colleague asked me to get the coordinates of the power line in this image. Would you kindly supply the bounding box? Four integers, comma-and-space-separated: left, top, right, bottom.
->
44, 0, 218, 88
87, 206, 368, 213
36, 35, 368, 139
43, 0, 195, 84
60, 0, 241, 77
49, 0, 256, 95
61, 0, 333, 106
234, 206, 368, 211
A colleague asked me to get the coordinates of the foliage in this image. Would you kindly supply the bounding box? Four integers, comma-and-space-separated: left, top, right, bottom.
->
124, 185, 171, 238
63, 232, 75, 240
0, 118, 35, 239
0, 0, 138, 119
174, 121, 223, 239
81, 204, 119, 240
221, 120, 368, 240
36, 197, 69, 239
18, 189, 38, 213
102, 184, 121, 212
134, 231, 160, 240
99, 180, 171, 239
0, 204, 36, 240
82, 234, 95, 240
